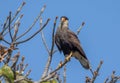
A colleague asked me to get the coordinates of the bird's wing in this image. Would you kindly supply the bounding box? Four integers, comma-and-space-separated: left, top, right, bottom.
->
55, 33, 62, 52
67, 29, 90, 69
67, 30, 86, 57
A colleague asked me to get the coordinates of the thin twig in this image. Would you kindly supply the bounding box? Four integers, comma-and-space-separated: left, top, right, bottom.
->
40, 18, 50, 53
8, 11, 13, 42
41, 17, 58, 79
1, 2, 25, 35
14, 70, 32, 83
11, 2, 25, 22
15, 18, 50, 45
104, 77, 109, 83
1, 16, 9, 35
50, 16, 58, 57
14, 76, 32, 83
41, 59, 69, 83
90, 60, 103, 83
16, 5, 46, 40
11, 52, 20, 68
22, 64, 28, 72
3, 14, 23, 37
25, 69, 32, 77
41, 31, 50, 53
76, 22, 85, 35
63, 65, 66, 83
19, 56, 25, 74
13, 22, 20, 42
50, 59, 69, 76
2, 39, 11, 45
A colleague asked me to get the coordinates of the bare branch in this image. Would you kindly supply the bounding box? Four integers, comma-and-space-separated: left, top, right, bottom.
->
40, 18, 50, 53
11, 52, 20, 68
11, 2, 26, 22
2, 38, 11, 45
41, 17, 58, 79
3, 14, 23, 37
25, 69, 31, 77
1, 16, 9, 35
15, 18, 50, 45
104, 77, 109, 83
40, 59, 69, 83
63, 65, 66, 83
50, 59, 69, 77
19, 56, 25, 74
8, 11, 13, 42
22, 64, 28, 72
40, 72, 57, 82
90, 60, 103, 83
76, 22, 85, 35
16, 5, 46, 40
108, 71, 120, 83
13, 22, 20, 42
1, 2, 25, 35
50, 16, 58, 57
14, 72, 32, 83
85, 76, 91, 83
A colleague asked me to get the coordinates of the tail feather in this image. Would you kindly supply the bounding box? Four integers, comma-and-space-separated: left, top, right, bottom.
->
73, 51, 90, 69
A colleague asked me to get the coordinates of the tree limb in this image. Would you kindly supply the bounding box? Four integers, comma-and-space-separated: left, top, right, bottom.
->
16, 5, 46, 40
41, 17, 58, 80
15, 18, 50, 45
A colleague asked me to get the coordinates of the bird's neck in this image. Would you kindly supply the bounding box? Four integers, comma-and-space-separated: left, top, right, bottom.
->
59, 21, 69, 30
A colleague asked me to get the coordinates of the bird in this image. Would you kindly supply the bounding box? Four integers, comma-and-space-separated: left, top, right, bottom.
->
55, 16, 90, 69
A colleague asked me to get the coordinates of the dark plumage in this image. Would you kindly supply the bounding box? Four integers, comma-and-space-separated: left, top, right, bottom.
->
55, 16, 90, 69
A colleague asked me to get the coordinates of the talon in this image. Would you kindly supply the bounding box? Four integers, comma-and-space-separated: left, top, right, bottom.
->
58, 61, 63, 68
65, 52, 73, 61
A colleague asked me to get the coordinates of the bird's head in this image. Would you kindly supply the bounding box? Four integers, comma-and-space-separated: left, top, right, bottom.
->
60, 16, 69, 29
60, 16, 69, 24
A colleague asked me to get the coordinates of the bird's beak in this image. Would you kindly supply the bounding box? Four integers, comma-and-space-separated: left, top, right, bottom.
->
61, 18, 66, 27
61, 18, 66, 23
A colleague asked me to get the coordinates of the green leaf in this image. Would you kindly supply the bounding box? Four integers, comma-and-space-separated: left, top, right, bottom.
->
0, 65, 14, 83
41, 79, 58, 83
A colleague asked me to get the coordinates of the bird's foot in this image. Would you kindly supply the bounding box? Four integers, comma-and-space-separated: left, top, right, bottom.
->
65, 52, 73, 61
58, 61, 63, 68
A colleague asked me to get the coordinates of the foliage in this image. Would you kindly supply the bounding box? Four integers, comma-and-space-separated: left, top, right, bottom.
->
0, 65, 14, 83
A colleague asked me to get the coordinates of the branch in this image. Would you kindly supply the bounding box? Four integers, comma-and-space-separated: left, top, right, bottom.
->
63, 65, 66, 83
3, 14, 23, 38
19, 56, 25, 74
41, 59, 69, 83
1, 16, 9, 35
90, 60, 103, 83
11, 2, 25, 22
104, 77, 109, 83
1, 2, 25, 35
25, 70, 31, 77
8, 11, 13, 42
40, 18, 50, 53
11, 52, 20, 68
22, 64, 28, 72
41, 17, 58, 79
107, 71, 120, 83
2, 39, 11, 45
15, 18, 50, 45
13, 22, 20, 42
16, 5, 46, 40
76, 22, 85, 35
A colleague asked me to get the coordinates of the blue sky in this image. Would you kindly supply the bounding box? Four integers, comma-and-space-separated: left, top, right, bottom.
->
0, 0, 120, 83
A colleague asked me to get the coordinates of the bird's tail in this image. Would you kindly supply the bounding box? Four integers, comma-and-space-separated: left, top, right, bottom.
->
74, 52, 90, 69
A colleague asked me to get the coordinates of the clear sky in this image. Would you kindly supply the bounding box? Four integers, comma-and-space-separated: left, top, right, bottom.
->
0, 0, 120, 83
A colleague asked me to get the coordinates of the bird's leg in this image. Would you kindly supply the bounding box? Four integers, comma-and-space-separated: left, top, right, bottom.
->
57, 52, 73, 68
65, 51, 73, 61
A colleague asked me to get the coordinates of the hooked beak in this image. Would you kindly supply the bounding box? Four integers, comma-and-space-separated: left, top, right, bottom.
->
61, 18, 66, 23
